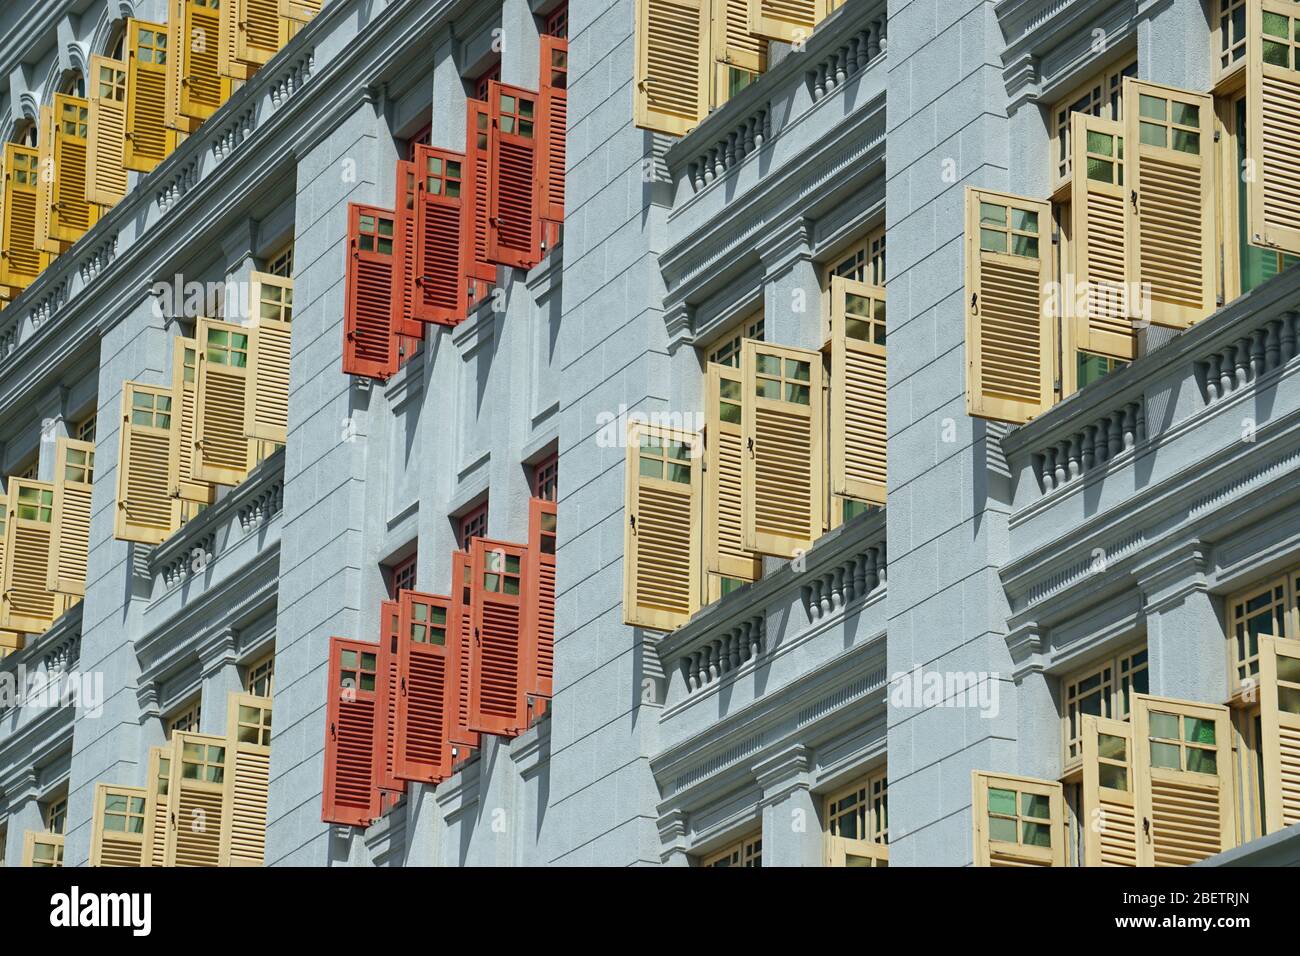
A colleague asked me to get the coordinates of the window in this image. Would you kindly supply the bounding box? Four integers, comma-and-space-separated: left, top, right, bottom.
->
474, 63, 501, 102
338, 645, 377, 693
825, 226, 886, 287
44, 796, 68, 835
74, 414, 97, 444
130, 388, 172, 429
245, 652, 275, 698
701, 832, 762, 867
1215, 0, 1249, 80
389, 552, 417, 598
264, 241, 294, 279
543, 2, 568, 38
459, 502, 488, 550
14, 455, 38, 481
1146, 708, 1220, 774
825, 769, 889, 866
166, 697, 202, 738
405, 121, 432, 161
179, 739, 226, 784
532, 453, 559, 502
232, 699, 273, 747
1229, 97, 1298, 295
706, 310, 764, 367
16, 484, 53, 523
1061, 644, 1149, 768
1049, 56, 1138, 188
986, 784, 1054, 848
1227, 568, 1300, 695
100, 791, 146, 836
1076, 352, 1127, 390
481, 548, 522, 596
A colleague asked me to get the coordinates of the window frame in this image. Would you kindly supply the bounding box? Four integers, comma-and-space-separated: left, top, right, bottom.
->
244, 651, 276, 698
700, 830, 763, 867
823, 768, 889, 866
1060, 643, 1149, 773
703, 308, 765, 369
1047, 54, 1138, 194
458, 502, 489, 551
1226, 566, 1300, 699
44, 794, 68, 835
165, 696, 203, 739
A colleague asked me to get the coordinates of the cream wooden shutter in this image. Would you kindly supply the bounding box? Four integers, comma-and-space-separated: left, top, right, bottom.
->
47, 437, 94, 597
124, 19, 179, 172
747, 0, 828, 43
1123, 78, 1216, 330
714, 0, 765, 77
179, 0, 230, 121
1247, 0, 1300, 255
235, 0, 282, 69
115, 381, 182, 544
86, 55, 130, 207
22, 831, 64, 867
218, 0, 253, 81
49, 94, 99, 244
623, 420, 702, 631
1132, 694, 1235, 865
1080, 714, 1139, 866
219, 692, 272, 866
141, 744, 173, 867
193, 317, 256, 486
1069, 113, 1135, 361
964, 187, 1055, 424
1, 478, 64, 634
89, 783, 147, 867
246, 271, 293, 446
704, 363, 761, 594
634, 0, 710, 136
164, 731, 228, 867
164, 0, 198, 135
741, 339, 823, 557
829, 277, 887, 506
170, 337, 216, 505
971, 770, 1065, 866
1259, 635, 1300, 833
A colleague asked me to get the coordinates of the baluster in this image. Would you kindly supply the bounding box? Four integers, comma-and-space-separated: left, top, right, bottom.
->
1120, 404, 1135, 449
1134, 401, 1146, 443
1282, 311, 1298, 363
867, 21, 881, 57
744, 116, 756, 153
1067, 435, 1081, 480
1052, 443, 1067, 487
1204, 356, 1221, 401
835, 48, 847, 88
730, 631, 742, 671
724, 133, 736, 170
681, 658, 695, 693
1107, 413, 1122, 458
1234, 338, 1251, 388
852, 553, 867, 597
1266, 320, 1282, 372
1250, 329, 1266, 379
1081, 424, 1096, 472
877, 544, 887, 586
819, 576, 833, 618
855, 30, 869, 71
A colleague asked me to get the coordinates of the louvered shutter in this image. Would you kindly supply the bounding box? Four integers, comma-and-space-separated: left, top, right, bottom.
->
971, 770, 1065, 866
1080, 715, 1139, 866
829, 277, 887, 506
115, 381, 181, 543
193, 316, 256, 485
219, 692, 272, 866
141, 745, 173, 867
624, 421, 702, 630
1123, 78, 1215, 330
463, 99, 496, 300
125, 19, 178, 171
634, 0, 710, 136
86, 55, 130, 207
343, 203, 399, 380
163, 731, 228, 866
412, 146, 468, 324
47, 437, 94, 596
218, 0, 253, 81
747, 0, 828, 43
964, 187, 1054, 424
1132, 694, 1235, 865
170, 337, 216, 505
392, 160, 423, 337
0, 144, 47, 289
537, 35, 568, 231
22, 831, 64, 867
374, 599, 406, 797
525, 496, 557, 704
34, 105, 57, 255
322, 636, 381, 827
468, 538, 530, 737
487, 82, 541, 270
716, 0, 766, 74
165, 0, 195, 135
741, 339, 824, 556
1, 478, 64, 634
394, 590, 453, 781
704, 363, 761, 589
90, 783, 147, 867
179, 0, 231, 121
247, 271, 293, 445
235, 0, 282, 68
280, 0, 322, 21
1259, 635, 1300, 833
447, 549, 481, 750
1248, 1, 1300, 255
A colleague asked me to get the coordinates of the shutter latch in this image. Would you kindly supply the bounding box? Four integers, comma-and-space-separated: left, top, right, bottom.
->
401, 677, 407, 696
970, 292, 977, 313
1130, 189, 1138, 213
1142, 817, 1151, 842
330, 721, 336, 739
746, 436, 755, 456
629, 513, 636, 533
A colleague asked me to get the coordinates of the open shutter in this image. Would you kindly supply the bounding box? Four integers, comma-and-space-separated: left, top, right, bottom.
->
1123, 78, 1215, 330
47, 437, 94, 596
374, 599, 406, 797
343, 203, 399, 380
1132, 694, 1235, 865
447, 550, 481, 750
1247, 0, 1300, 255
413, 146, 468, 324
624, 421, 702, 630
392, 160, 423, 338
141, 745, 173, 867
34, 106, 57, 255
322, 636, 381, 827
829, 277, 887, 506
280, 0, 322, 20
394, 590, 453, 781
22, 831, 64, 867
525, 496, 557, 705
704, 363, 761, 591
1068, 113, 1135, 361
193, 316, 256, 486
1080, 714, 1139, 866
247, 271, 293, 445
1259, 635, 1300, 833
235, 0, 282, 68
0, 145, 47, 290
741, 339, 823, 556
463, 99, 497, 304
165, 0, 193, 135
86, 55, 130, 207
747, 0, 827, 43
164, 731, 228, 866
488, 82, 541, 270
1, 478, 64, 634
715, 0, 766, 75
179, 0, 230, 121
964, 187, 1054, 424
115, 381, 181, 544
170, 337, 216, 505
971, 770, 1065, 866
537, 35, 568, 233
124, 19, 178, 172
218, 0, 253, 82
635, 0, 710, 136
219, 692, 272, 866
468, 538, 530, 737
90, 783, 147, 867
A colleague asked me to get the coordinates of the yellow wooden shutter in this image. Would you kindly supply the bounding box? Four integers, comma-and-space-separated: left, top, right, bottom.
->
47, 437, 94, 597
34, 105, 57, 255
89, 783, 147, 867
971, 770, 1065, 866
21, 830, 64, 867
0, 144, 48, 290
747, 0, 828, 43
1132, 693, 1235, 865
193, 317, 256, 486
634, 0, 710, 136
247, 271, 293, 446
220, 692, 272, 866
1069, 113, 1135, 361
279, 0, 322, 21
86, 55, 130, 207
964, 187, 1054, 424
1080, 714, 1139, 866
170, 336, 216, 505
741, 339, 823, 557
165, 0, 197, 135
1259, 635, 1300, 834
623, 420, 702, 630
704, 362, 761, 594
125, 19, 178, 172
179, 0, 231, 121
218, 0, 253, 81
141, 744, 174, 867
1123, 78, 1216, 330
714, 0, 765, 74
829, 277, 886, 506
1, 478, 65, 634
1247, 0, 1300, 255
48, 94, 99, 244
236, 0, 283, 69
164, 730, 228, 867
115, 381, 182, 544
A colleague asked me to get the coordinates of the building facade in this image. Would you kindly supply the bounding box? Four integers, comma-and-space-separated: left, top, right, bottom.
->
0, 0, 1297, 868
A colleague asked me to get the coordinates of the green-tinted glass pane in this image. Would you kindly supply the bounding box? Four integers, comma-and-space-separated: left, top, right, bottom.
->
756, 353, 780, 376
1010, 209, 1038, 233
980, 228, 1007, 254
1139, 122, 1166, 148
639, 456, 662, 479
1185, 747, 1217, 775
756, 378, 780, 399
1149, 711, 1179, 740
1184, 718, 1216, 746
104, 814, 127, 832
719, 402, 741, 425
106, 794, 127, 812
988, 815, 1017, 843
359, 673, 376, 692
1098, 764, 1128, 791
377, 218, 394, 237
1263, 11, 1290, 38
1277, 686, 1300, 716
784, 383, 810, 405
1171, 102, 1199, 127
987, 788, 1016, 816
1139, 94, 1167, 121
1086, 130, 1113, 156
1011, 234, 1039, 258
1022, 821, 1052, 847
785, 359, 810, 382
1021, 794, 1050, 819
1150, 740, 1182, 770
667, 463, 691, 484
1086, 157, 1113, 183
979, 202, 1006, 227
1098, 733, 1126, 761
1171, 129, 1200, 155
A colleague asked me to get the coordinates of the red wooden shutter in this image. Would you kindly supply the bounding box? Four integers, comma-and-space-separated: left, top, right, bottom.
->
487, 82, 541, 270
536, 35, 568, 248
525, 496, 557, 708
463, 98, 496, 303
446, 549, 481, 751
342, 203, 398, 380
373, 599, 406, 801
322, 637, 381, 827
469, 537, 530, 737
413, 145, 468, 325
394, 589, 453, 783
392, 160, 423, 339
